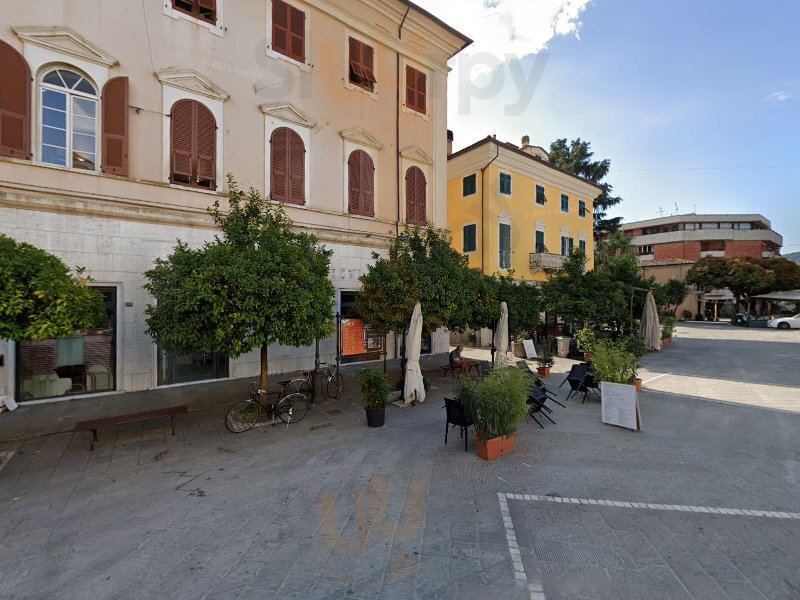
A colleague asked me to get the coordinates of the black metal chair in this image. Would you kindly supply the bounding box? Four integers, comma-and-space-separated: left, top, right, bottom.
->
526, 387, 555, 428
443, 397, 473, 452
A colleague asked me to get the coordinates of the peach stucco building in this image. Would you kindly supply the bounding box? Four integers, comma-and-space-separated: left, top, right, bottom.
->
0, 0, 469, 405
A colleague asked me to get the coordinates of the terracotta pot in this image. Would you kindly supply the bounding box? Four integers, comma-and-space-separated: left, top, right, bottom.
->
474, 434, 517, 461
661, 339, 669, 345
634, 378, 643, 392
536, 367, 551, 378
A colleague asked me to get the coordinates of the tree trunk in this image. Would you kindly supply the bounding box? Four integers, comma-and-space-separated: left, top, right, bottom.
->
260, 345, 269, 392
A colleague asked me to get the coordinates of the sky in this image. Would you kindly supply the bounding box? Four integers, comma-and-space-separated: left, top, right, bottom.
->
414, 0, 800, 251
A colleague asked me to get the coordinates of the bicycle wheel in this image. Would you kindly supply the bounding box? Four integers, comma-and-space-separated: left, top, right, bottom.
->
276, 392, 310, 425
225, 400, 261, 433
326, 372, 344, 399
283, 377, 312, 399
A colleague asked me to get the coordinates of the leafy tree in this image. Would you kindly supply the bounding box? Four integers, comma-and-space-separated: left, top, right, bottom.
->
144, 177, 336, 391
356, 225, 477, 336
761, 257, 800, 291
549, 138, 623, 234
0, 235, 104, 341
595, 230, 635, 270
660, 279, 690, 316
497, 274, 541, 340
448, 269, 501, 334
687, 257, 729, 291
726, 257, 775, 311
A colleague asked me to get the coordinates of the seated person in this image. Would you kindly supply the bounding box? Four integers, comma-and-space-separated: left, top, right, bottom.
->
449, 345, 469, 375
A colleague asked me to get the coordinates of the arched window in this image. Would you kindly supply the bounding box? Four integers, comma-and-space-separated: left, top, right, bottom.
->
347, 150, 374, 217
270, 126, 305, 205
40, 68, 98, 170
405, 166, 426, 225
0, 40, 32, 159
170, 99, 216, 189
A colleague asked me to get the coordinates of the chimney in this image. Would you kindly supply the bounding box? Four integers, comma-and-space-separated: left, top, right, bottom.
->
447, 129, 454, 156
520, 134, 550, 161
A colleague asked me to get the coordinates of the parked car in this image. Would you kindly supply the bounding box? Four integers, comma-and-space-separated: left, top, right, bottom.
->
768, 314, 800, 330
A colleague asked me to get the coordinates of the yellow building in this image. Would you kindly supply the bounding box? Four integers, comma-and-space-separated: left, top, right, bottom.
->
447, 134, 602, 281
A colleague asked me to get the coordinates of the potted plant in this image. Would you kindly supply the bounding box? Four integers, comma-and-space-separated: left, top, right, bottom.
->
456, 367, 528, 461
574, 328, 598, 361
591, 340, 640, 389
661, 316, 676, 344
357, 368, 390, 428
535, 338, 554, 377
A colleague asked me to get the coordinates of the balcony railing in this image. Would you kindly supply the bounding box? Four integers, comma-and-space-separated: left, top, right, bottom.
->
529, 252, 568, 273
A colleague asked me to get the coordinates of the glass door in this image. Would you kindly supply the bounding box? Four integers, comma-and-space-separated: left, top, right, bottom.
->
157, 349, 228, 386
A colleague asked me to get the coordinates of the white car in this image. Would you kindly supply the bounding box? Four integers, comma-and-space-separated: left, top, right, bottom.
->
768, 314, 800, 330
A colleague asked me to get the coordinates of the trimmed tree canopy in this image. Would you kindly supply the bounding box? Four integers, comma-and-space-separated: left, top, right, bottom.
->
0, 235, 104, 342
144, 178, 335, 390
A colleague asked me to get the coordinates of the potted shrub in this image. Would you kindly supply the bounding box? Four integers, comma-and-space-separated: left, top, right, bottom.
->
535, 339, 554, 377
661, 316, 676, 344
456, 367, 528, 461
574, 328, 599, 361
591, 340, 640, 389
357, 368, 390, 428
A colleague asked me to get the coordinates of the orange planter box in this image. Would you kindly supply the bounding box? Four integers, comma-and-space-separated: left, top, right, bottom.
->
474, 434, 517, 461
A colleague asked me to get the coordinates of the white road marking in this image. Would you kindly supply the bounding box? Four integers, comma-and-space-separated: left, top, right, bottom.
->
0, 451, 15, 474
642, 373, 670, 384
498, 492, 800, 600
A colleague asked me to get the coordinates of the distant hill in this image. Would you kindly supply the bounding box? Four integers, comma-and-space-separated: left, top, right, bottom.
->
785, 252, 800, 265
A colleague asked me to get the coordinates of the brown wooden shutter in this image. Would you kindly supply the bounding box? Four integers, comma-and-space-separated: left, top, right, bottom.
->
101, 77, 129, 176
360, 152, 374, 216
349, 38, 365, 80
170, 100, 194, 184
362, 44, 376, 84
271, 127, 288, 202
348, 150, 374, 217
289, 6, 306, 62
198, 0, 215, 11
195, 103, 216, 186
405, 66, 416, 111
0, 40, 32, 159
272, 0, 289, 55
406, 167, 425, 224
287, 129, 305, 204
416, 70, 427, 113
348, 150, 362, 214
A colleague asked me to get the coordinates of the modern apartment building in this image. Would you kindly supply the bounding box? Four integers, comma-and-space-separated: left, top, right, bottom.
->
622, 214, 783, 262
623, 214, 784, 318
0, 0, 469, 405
447, 134, 601, 282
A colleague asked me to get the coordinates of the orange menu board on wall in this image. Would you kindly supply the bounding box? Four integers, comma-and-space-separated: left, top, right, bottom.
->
341, 319, 367, 357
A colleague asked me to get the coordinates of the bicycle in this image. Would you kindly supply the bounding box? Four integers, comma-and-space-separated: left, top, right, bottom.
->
281, 362, 343, 400
225, 383, 310, 433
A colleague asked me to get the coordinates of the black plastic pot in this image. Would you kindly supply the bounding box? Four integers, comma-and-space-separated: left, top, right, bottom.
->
365, 408, 386, 428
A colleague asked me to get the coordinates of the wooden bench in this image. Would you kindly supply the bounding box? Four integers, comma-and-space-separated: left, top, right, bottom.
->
74, 405, 188, 451
440, 362, 482, 378
439, 365, 458, 377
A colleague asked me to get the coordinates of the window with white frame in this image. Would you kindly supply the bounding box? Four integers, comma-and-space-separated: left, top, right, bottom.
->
39, 68, 98, 171
266, 0, 310, 69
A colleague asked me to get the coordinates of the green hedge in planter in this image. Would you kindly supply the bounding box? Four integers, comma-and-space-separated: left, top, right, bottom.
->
357, 368, 390, 411
455, 367, 528, 444
591, 340, 639, 385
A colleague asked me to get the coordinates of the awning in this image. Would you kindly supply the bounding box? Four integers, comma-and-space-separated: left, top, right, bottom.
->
751, 290, 800, 302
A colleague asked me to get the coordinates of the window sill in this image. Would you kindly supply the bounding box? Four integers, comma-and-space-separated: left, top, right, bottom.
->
401, 104, 430, 121
163, 5, 224, 37
344, 79, 378, 101
499, 192, 512, 198
463, 192, 477, 199
170, 183, 220, 195
32, 160, 100, 176
266, 47, 312, 72
347, 213, 377, 221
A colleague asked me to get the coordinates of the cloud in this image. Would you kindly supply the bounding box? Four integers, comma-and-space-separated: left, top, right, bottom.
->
413, 0, 592, 60
767, 91, 792, 102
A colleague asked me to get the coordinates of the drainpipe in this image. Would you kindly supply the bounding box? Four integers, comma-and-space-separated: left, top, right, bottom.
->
396, 6, 411, 237
480, 137, 500, 275
395, 6, 410, 361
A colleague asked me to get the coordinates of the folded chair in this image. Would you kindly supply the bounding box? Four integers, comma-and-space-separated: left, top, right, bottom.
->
527, 387, 556, 428
443, 398, 474, 452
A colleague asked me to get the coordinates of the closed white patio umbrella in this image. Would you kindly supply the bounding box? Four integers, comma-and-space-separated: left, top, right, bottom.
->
494, 301, 510, 366
640, 291, 662, 352
404, 302, 425, 405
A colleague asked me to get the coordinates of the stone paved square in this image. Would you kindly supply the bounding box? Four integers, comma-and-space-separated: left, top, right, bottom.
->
0, 323, 799, 599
